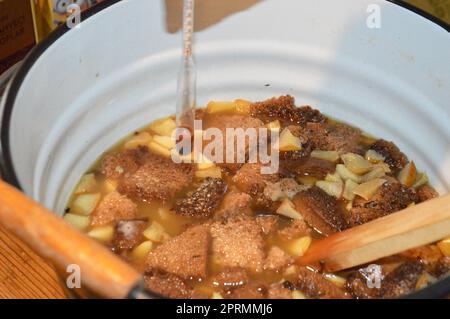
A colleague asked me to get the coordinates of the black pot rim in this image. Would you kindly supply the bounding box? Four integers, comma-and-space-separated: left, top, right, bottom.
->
0, 0, 449, 299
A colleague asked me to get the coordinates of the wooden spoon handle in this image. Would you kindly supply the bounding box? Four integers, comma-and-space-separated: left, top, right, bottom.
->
298, 193, 450, 272
0, 180, 142, 298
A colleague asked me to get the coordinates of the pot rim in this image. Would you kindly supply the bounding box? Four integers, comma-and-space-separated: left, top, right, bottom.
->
0, 0, 448, 299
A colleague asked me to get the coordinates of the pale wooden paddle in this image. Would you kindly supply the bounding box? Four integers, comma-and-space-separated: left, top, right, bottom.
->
298, 193, 450, 272
0, 179, 146, 299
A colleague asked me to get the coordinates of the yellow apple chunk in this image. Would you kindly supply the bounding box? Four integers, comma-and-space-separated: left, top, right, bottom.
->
336, 164, 361, 183
415, 273, 437, 290
74, 173, 97, 195
276, 198, 302, 219
266, 120, 281, 132
152, 135, 176, 150
131, 241, 154, 260
72, 193, 101, 215
63, 213, 90, 231
235, 99, 252, 115
292, 291, 307, 299
413, 172, 429, 188
148, 140, 172, 158
397, 161, 417, 187
211, 292, 224, 299
143, 221, 170, 243
285, 236, 312, 257
311, 150, 340, 162
124, 132, 152, 149
279, 128, 303, 151
88, 225, 114, 243
196, 153, 215, 170
102, 179, 118, 193
148, 117, 176, 137
206, 101, 236, 114
364, 149, 385, 164
323, 273, 347, 288
341, 153, 372, 174
360, 166, 386, 183
437, 238, 450, 256
315, 181, 343, 198
195, 166, 222, 179
353, 178, 386, 200
343, 179, 359, 201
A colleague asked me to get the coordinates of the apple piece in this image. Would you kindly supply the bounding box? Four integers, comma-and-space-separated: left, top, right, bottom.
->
415, 272, 437, 291
148, 140, 172, 158
325, 172, 343, 183
124, 132, 152, 150
437, 237, 450, 256
266, 120, 281, 132
88, 225, 114, 243
196, 153, 215, 170
323, 273, 347, 288
343, 179, 359, 201
276, 198, 303, 220
372, 162, 391, 173
211, 292, 224, 299
63, 213, 90, 231
235, 99, 252, 115
143, 221, 170, 243
285, 236, 312, 257
278, 128, 303, 151
74, 173, 97, 195
311, 150, 340, 163
345, 200, 353, 211
206, 101, 236, 114
315, 181, 343, 198
360, 166, 386, 183
297, 176, 318, 186
72, 193, 101, 215
364, 149, 385, 164
397, 161, 417, 187
131, 241, 154, 260
336, 164, 361, 183
102, 179, 118, 193
341, 153, 372, 175
292, 291, 307, 299
195, 166, 222, 179
148, 117, 176, 137
353, 178, 386, 200
283, 265, 298, 276
153, 135, 176, 150
412, 172, 429, 188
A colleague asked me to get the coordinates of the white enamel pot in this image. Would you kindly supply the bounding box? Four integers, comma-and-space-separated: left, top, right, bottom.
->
0, 0, 449, 297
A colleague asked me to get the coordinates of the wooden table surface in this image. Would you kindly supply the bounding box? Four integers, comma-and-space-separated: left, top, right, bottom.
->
0, 226, 67, 298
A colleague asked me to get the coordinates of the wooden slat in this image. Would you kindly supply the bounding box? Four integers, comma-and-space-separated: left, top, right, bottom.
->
298, 193, 450, 272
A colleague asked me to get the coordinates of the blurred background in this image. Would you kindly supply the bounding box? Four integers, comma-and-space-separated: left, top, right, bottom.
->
1, 0, 449, 76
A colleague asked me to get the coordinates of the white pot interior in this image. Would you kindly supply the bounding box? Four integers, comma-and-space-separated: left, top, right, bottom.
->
2, 0, 449, 214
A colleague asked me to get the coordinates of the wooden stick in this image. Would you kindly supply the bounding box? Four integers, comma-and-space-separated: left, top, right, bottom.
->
0, 180, 142, 299
298, 193, 450, 272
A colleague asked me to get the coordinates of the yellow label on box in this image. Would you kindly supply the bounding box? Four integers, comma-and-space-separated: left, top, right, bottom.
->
406, 0, 450, 23
31, 0, 108, 42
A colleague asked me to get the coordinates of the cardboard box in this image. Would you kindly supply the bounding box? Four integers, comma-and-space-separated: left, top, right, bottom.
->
0, 0, 108, 76
0, 0, 36, 75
